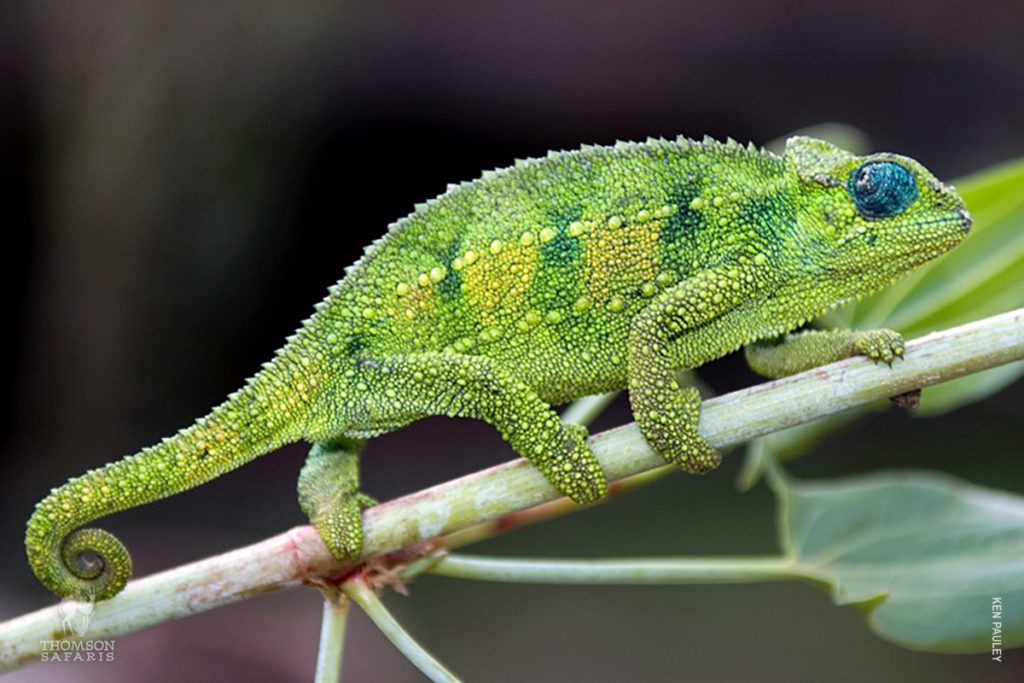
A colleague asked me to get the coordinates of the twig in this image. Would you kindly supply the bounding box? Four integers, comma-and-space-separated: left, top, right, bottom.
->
427, 554, 800, 584
343, 579, 461, 682
313, 588, 351, 683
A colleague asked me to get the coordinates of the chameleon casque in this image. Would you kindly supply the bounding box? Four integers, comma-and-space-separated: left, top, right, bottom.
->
26, 135, 971, 601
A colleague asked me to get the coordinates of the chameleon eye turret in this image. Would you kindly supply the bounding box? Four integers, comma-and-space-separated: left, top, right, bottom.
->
848, 160, 919, 218
27, 135, 969, 601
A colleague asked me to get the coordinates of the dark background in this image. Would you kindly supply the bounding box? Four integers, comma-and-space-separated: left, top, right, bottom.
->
3, 1, 1023, 681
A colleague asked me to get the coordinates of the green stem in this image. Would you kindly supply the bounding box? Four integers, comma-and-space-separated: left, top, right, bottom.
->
560, 391, 619, 426
429, 554, 800, 584
313, 589, 351, 683
343, 579, 461, 683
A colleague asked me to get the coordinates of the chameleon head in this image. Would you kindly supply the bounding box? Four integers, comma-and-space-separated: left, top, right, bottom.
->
785, 136, 971, 296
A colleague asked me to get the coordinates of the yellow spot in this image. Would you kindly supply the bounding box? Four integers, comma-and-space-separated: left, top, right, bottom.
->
585, 218, 661, 302
690, 197, 705, 210
463, 236, 537, 325
713, 196, 725, 207
607, 215, 622, 229
453, 257, 464, 270
637, 209, 651, 223
464, 250, 478, 266
520, 231, 535, 246
429, 266, 446, 283
540, 227, 557, 242
568, 221, 584, 236
397, 270, 438, 322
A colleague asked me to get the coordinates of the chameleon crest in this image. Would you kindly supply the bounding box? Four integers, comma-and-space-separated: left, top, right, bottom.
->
26, 135, 970, 600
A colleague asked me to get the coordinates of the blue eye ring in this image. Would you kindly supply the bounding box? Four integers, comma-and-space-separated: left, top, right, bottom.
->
847, 161, 919, 219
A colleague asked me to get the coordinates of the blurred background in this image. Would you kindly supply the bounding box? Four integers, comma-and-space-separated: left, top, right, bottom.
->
3, 1, 1024, 680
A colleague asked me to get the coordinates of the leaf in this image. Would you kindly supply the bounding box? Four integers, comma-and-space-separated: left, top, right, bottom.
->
772, 469, 1024, 652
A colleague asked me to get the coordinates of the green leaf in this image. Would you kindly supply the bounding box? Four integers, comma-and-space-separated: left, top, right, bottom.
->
773, 469, 1024, 652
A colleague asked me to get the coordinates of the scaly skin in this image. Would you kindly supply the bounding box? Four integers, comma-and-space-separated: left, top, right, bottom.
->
26, 135, 971, 600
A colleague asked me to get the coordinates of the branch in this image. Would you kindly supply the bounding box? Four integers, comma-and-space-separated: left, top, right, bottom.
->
3, 307, 1023, 671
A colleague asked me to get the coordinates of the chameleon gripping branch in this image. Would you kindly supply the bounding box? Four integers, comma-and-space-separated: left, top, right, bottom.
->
25, 135, 970, 603
2, 307, 1022, 671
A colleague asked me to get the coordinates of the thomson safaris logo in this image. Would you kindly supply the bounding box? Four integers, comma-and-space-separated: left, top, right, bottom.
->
39, 591, 116, 663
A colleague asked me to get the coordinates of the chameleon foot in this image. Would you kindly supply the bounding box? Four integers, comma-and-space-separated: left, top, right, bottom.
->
852, 329, 904, 366
633, 385, 721, 474
298, 441, 374, 560
547, 423, 607, 504
306, 492, 376, 560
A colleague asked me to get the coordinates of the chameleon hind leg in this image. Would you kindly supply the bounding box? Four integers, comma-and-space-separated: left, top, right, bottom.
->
306, 352, 608, 560
298, 437, 377, 560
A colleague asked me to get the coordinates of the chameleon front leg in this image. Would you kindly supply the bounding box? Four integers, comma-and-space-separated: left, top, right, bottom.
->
628, 266, 752, 474
298, 437, 377, 560
309, 352, 607, 559
744, 328, 904, 378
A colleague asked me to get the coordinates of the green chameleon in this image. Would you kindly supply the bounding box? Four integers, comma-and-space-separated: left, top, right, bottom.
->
26, 135, 971, 601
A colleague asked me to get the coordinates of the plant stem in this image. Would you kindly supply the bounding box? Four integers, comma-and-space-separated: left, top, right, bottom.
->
313, 589, 351, 683
560, 391, 619, 425
343, 579, 461, 683
428, 554, 800, 584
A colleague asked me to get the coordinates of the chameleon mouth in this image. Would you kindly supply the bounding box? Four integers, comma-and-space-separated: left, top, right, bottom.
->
910, 212, 971, 233
958, 208, 973, 234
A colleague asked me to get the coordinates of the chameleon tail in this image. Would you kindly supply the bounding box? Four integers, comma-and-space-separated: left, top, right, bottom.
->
25, 340, 321, 601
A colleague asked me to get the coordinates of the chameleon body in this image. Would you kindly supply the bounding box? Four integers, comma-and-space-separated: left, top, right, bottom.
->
26, 135, 971, 600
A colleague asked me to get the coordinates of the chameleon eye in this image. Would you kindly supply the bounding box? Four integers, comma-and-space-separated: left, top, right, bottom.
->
847, 161, 919, 219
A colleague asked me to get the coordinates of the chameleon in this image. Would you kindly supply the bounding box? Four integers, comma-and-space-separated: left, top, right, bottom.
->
25, 135, 971, 601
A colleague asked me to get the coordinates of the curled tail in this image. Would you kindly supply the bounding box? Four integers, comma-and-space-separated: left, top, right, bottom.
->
25, 341, 323, 601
